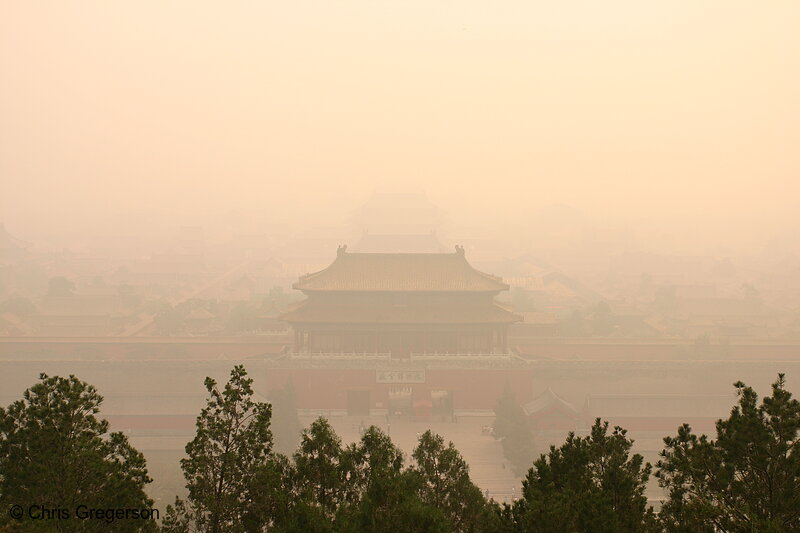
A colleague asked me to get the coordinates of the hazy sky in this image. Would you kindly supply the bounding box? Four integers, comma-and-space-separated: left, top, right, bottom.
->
1, 1, 798, 252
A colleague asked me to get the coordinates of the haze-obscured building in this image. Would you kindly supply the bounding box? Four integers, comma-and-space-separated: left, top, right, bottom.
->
352, 191, 447, 253
281, 245, 521, 357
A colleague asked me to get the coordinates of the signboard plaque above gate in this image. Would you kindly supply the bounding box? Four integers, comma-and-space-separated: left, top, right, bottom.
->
376, 369, 426, 383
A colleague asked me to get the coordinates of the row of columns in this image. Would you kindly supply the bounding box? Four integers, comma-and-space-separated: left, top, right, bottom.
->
292, 326, 509, 354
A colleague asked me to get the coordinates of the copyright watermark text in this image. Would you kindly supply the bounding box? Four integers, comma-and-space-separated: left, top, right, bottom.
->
8, 504, 159, 523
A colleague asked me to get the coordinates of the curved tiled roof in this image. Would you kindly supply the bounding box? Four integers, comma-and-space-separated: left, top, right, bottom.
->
523, 388, 579, 417
294, 247, 508, 292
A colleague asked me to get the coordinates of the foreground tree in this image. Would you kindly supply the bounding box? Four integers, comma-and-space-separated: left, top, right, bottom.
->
506, 419, 654, 533
340, 426, 404, 508
247, 424, 453, 533
411, 430, 499, 533
162, 366, 272, 533
656, 374, 800, 532
337, 427, 450, 533
293, 417, 347, 523
0, 374, 154, 532
247, 453, 306, 532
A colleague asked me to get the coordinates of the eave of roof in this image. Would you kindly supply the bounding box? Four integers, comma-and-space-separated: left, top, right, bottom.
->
523, 388, 578, 417
293, 247, 509, 292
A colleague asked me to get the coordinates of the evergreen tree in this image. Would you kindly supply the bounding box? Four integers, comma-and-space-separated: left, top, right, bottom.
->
656, 374, 800, 532
293, 418, 347, 523
247, 453, 305, 533
340, 426, 404, 505
411, 430, 498, 533
225, 302, 260, 334
337, 426, 450, 533
493, 383, 535, 476
0, 373, 154, 532
0, 296, 36, 316
247, 424, 453, 533
46, 276, 75, 297
507, 419, 654, 533
163, 366, 272, 533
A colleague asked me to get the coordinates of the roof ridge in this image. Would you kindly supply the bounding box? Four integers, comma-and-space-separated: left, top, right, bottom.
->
293, 247, 510, 292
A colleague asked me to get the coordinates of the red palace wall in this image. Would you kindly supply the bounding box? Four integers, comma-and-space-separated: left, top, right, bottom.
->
3, 336, 799, 362
255, 367, 539, 411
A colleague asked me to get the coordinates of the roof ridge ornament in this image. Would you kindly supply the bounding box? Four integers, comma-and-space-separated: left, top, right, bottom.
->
455, 244, 465, 256
337, 244, 348, 257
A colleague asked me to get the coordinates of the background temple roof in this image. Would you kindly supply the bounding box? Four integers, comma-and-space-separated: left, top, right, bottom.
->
294, 248, 509, 292
352, 233, 447, 254
523, 387, 579, 417
0, 224, 31, 251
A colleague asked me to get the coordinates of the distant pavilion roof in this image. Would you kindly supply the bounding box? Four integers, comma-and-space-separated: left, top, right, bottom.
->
0, 224, 31, 250
352, 233, 446, 254
186, 307, 216, 321
293, 246, 509, 292
523, 388, 579, 418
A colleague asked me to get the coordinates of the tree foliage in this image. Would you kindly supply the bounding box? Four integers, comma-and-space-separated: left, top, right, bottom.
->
6, 364, 800, 533
411, 430, 498, 533
0, 297, 36, 316
292, 417, 347, 522
656, 374, 800, 532
164, 366, 272, 533
225, 303, 260, 334
337, 427, 450, 533
505, 418, 655, 533
246, 421, 452, 533
0, 373, 154, 532
46, 276, 76, 297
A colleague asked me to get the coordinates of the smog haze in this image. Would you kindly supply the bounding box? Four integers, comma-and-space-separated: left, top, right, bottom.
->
2, 1, 799, 255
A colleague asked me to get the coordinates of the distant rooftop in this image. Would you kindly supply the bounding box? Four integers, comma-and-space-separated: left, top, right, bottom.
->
294, 246, 509, 292
0, 224, 31, 251
357, 191, 441, 235
361, 191, 437, 209
352, 233, 446, 254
